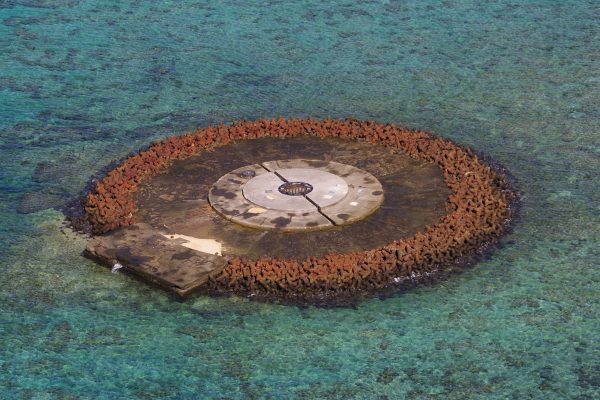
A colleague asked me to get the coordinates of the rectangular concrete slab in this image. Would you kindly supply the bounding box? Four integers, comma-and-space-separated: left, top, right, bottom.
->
84, 223, 228, 296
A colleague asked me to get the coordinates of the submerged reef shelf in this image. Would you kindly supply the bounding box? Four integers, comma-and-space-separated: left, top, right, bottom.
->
78, 118, 519, 303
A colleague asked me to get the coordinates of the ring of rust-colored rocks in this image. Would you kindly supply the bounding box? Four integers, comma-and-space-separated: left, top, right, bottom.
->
83, 118, 518, 300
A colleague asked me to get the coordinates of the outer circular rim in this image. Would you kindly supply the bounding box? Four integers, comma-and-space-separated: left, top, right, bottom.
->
81, 118, 518, 301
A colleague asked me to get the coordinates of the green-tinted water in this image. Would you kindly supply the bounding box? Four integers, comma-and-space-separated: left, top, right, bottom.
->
1, 1, 598, 398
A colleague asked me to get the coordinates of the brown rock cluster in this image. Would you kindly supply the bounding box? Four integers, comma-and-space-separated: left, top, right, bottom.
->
83, 118, 518, 299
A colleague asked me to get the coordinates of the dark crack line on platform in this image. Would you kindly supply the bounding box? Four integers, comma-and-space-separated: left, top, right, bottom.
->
272, 169, 289, 183
303, 195, 338, 226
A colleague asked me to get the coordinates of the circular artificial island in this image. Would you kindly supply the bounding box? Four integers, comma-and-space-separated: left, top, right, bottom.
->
80, 118, 518, 304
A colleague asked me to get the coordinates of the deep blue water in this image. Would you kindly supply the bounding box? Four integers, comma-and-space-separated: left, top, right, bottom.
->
1, 1, 599, 398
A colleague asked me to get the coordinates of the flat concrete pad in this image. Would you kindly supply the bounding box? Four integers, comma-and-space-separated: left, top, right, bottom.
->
242, 171, 317, 212
274, 168, 348, 208
133, 136, 450, 259
87, 136, 451, 295
209, 160, 384, 231
85, 223, 228, 296
209, 164, 333, 231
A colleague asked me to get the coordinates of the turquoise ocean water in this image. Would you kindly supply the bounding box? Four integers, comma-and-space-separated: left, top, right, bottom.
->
1, 1, 599, 398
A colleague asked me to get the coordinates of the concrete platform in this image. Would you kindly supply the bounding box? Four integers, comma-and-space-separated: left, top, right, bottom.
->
85, 136, 450, 295
85, 223, 227, 296
209, 160, 384, 231
131, 136, 449, 260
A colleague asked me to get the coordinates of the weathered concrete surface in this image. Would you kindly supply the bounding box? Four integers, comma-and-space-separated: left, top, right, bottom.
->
209, 159, 384, 231
208, 164, 333, 231
84, 223, 227, 296
242, 171, 317, 211
269, 167, 349, 208
273, 160, 384, 226
133, 136, 450, 260
80, 119, 516, 301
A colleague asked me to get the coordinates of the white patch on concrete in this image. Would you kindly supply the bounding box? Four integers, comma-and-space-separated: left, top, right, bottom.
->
163, 233, 222, 256
247, 207, 267, 214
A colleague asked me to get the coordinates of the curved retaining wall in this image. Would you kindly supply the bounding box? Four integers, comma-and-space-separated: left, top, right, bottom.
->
83, 118, 518, 300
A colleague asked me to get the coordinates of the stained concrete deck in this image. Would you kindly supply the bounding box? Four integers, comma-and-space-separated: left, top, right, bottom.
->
209, 160, 384, 231
85, 223, 227, 296
85, 136, 450, 296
